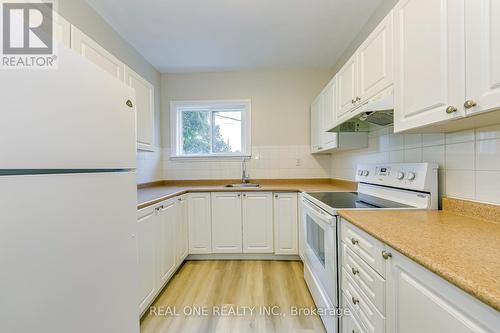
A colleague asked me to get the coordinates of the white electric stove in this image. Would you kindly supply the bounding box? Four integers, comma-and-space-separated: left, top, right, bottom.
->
300, 163, 438, 333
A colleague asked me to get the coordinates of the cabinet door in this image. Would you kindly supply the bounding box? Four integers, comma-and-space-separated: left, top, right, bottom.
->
386, 248, 500, 333
70, 26, 125, 82
337, 54, 358, 123
124, 66, 155, 152
310, 96, 321, 152
242, 192, 273, 253
211, 192, 242, 253
273, 193, 298, 255
137, 207, 157, 313
358, 10, 394, 101
321, 78, 338, 146
393, 0, 465, 132
187, 193, 212, 254
465, 0, 500, 116
176, 196, 189, 262
157, 199, 177, 288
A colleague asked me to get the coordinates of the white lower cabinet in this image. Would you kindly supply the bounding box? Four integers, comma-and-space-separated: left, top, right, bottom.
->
340, 219, 500, 333
386, 248, 500, 333
157, 199, 177, 288
137, 206, 157, 314
136, 197, 189, 315
242, 192, 274, 253
211, 192, 243, 253
176, 195, 189, 262
274, 193, 298, 255
187, 192, 212, 254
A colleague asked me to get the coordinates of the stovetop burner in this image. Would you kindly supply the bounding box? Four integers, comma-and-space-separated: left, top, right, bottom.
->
306, 192, 412, 209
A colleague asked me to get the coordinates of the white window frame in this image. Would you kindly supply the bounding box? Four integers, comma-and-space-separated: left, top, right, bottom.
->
170, 99, 251, 159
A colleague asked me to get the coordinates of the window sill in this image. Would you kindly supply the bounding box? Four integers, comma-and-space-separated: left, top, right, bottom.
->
169, 155, 251, 162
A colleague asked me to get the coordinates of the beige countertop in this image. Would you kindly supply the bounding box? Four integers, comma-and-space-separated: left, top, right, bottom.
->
137, 179, 357, 210
338, 198, 500, 312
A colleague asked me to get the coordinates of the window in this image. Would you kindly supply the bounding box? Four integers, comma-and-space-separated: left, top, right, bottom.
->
171, 100, 251, 158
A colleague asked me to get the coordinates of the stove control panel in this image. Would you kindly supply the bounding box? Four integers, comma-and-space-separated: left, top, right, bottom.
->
355, 163, 438, 193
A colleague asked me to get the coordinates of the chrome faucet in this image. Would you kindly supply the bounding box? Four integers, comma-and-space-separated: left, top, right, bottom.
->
241, 159, 250, 183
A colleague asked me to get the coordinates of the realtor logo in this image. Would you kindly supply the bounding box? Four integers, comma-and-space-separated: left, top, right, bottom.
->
1, 0, 57, 68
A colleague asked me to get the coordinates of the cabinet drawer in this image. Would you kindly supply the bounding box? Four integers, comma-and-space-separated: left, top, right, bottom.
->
342, 243, 385, 314
342, 294, 367, 333
342, 268, 385, 333
341, 219, 385, 277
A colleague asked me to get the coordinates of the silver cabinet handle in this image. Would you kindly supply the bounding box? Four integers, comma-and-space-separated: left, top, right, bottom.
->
243, 193, 246, 198
356, 96, 361, 102
464, 100, 477, 109
351, 238, 359, 245
237, 194, 241, 197
126, 100, 134, 108
351, 99, 356, 104
275, 194, 279, 198
351, 267, 359, 275
352, 296, 359, 305
382, 251, 392, 260
446, 106, 458, 114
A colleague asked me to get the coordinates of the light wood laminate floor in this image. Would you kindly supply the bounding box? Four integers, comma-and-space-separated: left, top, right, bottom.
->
140, 260, 326, 333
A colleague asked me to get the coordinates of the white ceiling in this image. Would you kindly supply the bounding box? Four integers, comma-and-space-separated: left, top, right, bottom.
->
85, 0, 383, 73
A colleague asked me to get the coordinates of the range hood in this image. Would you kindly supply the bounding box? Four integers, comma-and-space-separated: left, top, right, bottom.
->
354, 87, 394, 126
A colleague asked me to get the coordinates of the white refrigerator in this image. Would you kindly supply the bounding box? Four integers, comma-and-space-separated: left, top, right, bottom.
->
0, 45, 140, 333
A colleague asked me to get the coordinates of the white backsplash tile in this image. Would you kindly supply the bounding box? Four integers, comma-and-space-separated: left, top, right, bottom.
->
445, 129, 475, 144
475, 171, 500, 204
475, 139, 500, 171
330, 124, 500, 204
422, 133, 445, 147
445, 170, 475, 200
445, 142, 475, 170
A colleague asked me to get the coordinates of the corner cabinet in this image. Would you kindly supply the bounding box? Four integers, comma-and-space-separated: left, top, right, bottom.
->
273, 193, 298, 255
124, 66, 155, 151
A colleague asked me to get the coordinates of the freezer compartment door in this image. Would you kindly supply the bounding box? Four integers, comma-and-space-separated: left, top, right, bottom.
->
0, 44, 136, 169
0, 171, 139, 333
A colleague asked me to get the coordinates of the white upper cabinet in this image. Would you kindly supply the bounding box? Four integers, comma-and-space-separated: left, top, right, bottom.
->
393, 0, 466, 132
274, 193, 298, 255
71, 26, 125, 82
310, 96, 322, 153
337, 54, 359, 123
187, 193, 212, 254
124, 66, 155, 151
242, 192, 274, 253
321, 78, 338, 142
211, 192, 243, 253
358, 10, 394, 102
52, 12, 70, 47
465, 0, 500, 116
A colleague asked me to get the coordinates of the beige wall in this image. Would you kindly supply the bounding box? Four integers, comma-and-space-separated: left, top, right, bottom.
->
58, 0, 163, 183
161, 69, 331, 148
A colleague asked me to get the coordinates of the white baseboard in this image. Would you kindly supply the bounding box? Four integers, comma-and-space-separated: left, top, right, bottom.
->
186, 253, 301, 261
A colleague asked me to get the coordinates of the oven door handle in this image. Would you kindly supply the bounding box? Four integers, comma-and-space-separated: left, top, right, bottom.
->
302, 198, 336, 225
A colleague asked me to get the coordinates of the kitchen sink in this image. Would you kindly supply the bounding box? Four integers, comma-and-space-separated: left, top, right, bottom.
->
224, 183, 260, 188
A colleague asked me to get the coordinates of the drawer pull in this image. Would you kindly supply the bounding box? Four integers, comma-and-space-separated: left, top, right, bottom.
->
351, 267, 359, 275
382, 251, 392, 260
351, 238, 359, 245
352, 296, 359, 305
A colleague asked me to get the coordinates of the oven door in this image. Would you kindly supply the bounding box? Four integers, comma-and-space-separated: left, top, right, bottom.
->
301, 197, 338, 308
